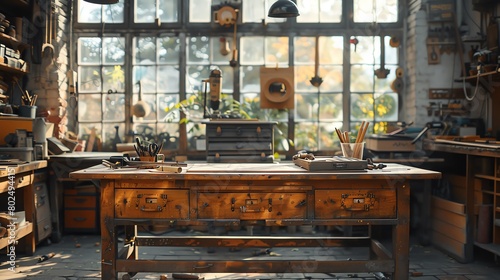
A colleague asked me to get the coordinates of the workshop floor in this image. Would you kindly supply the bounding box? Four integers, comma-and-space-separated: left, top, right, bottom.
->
0, 227, 499, 280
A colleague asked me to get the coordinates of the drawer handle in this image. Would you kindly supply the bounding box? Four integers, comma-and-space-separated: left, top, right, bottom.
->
216, 126, 222, 135
73, 217, 87, 222
236, 127, 242, 135
141, 206, 163, 212
43, 225, 50, 230
193, 263, 213, 270
74, 198, 88, 204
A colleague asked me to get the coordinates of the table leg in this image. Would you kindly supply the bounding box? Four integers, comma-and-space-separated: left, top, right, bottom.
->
419, 180, 432, 245
100, 181, 117, 280
393, 182, 410, 280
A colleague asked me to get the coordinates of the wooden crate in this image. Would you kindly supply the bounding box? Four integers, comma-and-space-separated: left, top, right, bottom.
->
431, 196, 467, 262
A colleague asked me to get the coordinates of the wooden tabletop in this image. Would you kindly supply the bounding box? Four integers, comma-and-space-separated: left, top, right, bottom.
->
70, 162, 441, 181
0, 160, 47, 177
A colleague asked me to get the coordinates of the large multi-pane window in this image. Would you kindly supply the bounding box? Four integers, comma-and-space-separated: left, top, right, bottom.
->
74, 0, 402, 155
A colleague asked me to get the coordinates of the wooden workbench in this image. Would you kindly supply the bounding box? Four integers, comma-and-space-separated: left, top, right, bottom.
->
71, 162, 440, 280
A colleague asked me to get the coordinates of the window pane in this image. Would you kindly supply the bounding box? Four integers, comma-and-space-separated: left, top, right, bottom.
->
320, 0, 342, 23
79, 123, 102, 142
158, 37, 181, 63
102, 66, 125, 92
319, 94, 342, 121
351, 65, 374, 92
103, 2, 124, 23
294, 65, 315, 91
296, 0, 319, 23
241, 37, 264, 65
135, 37, 157, 64
103, 37, 125, 64
189, 0, 211, 22
351, 36, 375, 64
78, 38, 101, 64
158, 66, 180, 92
374, 93, 398, 121
353, 0, 398, 23
102, 123, 125, 151
374, 65, 397, 92
242, 0, 265, 22
265, 37, 288, 65
103, 93, 125, 121
157, 94, 180, 122
135, 0, 156, 23
78, 1, 102, 23
159, 0, 178, 22
79, 94, 102, 121
350, 93, 373, 121
219, 66, 234, 94
320, 36, 343, 65
294, 37, 315, 64
187, 37, 210, 64
319, 66, 343, 91
78, 66, 101, 92
133, 66, 157, 90
211, 37, 233, 64
319, 121, 343, 150
295, 122, 318, 151
295, 93, 318, 121
240, 66, 260, 93
385, 36, 398, 64
186, 65, 210, 93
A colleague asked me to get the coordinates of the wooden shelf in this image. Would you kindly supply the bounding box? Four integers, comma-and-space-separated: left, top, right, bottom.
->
474, 242, 500, 256
0, 61, 28, 76
0, 33, 29, 49
455, 69, 500, 83
0, 222, 32, 249
475, 174, 497, 181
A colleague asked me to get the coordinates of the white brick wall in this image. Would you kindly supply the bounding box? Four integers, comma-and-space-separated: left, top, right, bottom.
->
27, 0, 69, 138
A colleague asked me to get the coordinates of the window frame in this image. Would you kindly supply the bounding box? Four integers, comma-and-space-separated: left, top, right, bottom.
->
72, 0, 405, 156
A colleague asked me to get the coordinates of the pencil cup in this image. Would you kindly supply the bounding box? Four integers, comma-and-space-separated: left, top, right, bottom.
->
19, 105, 37, 118
341, 142, 364, 159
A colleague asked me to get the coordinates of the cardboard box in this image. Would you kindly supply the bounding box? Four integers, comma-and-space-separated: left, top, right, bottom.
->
366, 135, 416, 152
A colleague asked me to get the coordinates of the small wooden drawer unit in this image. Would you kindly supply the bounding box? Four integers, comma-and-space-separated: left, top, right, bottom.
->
64, 185, 99, 232
315, 189, 397, 219
115, 189, 189, 219
197, 192, 307, 220
204, 121, 276, 163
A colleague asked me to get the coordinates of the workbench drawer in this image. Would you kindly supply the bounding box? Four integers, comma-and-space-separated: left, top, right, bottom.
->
197, 192, 307, 220
0, 173, 32, 192
115, 189, 189, 219
65, 195, 96, 208
64, 210, 97, 229
315, 189, 397, 219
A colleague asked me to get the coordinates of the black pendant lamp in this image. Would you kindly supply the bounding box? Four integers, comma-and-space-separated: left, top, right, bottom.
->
83, 0, 119, 4
268, 0, 300, 18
